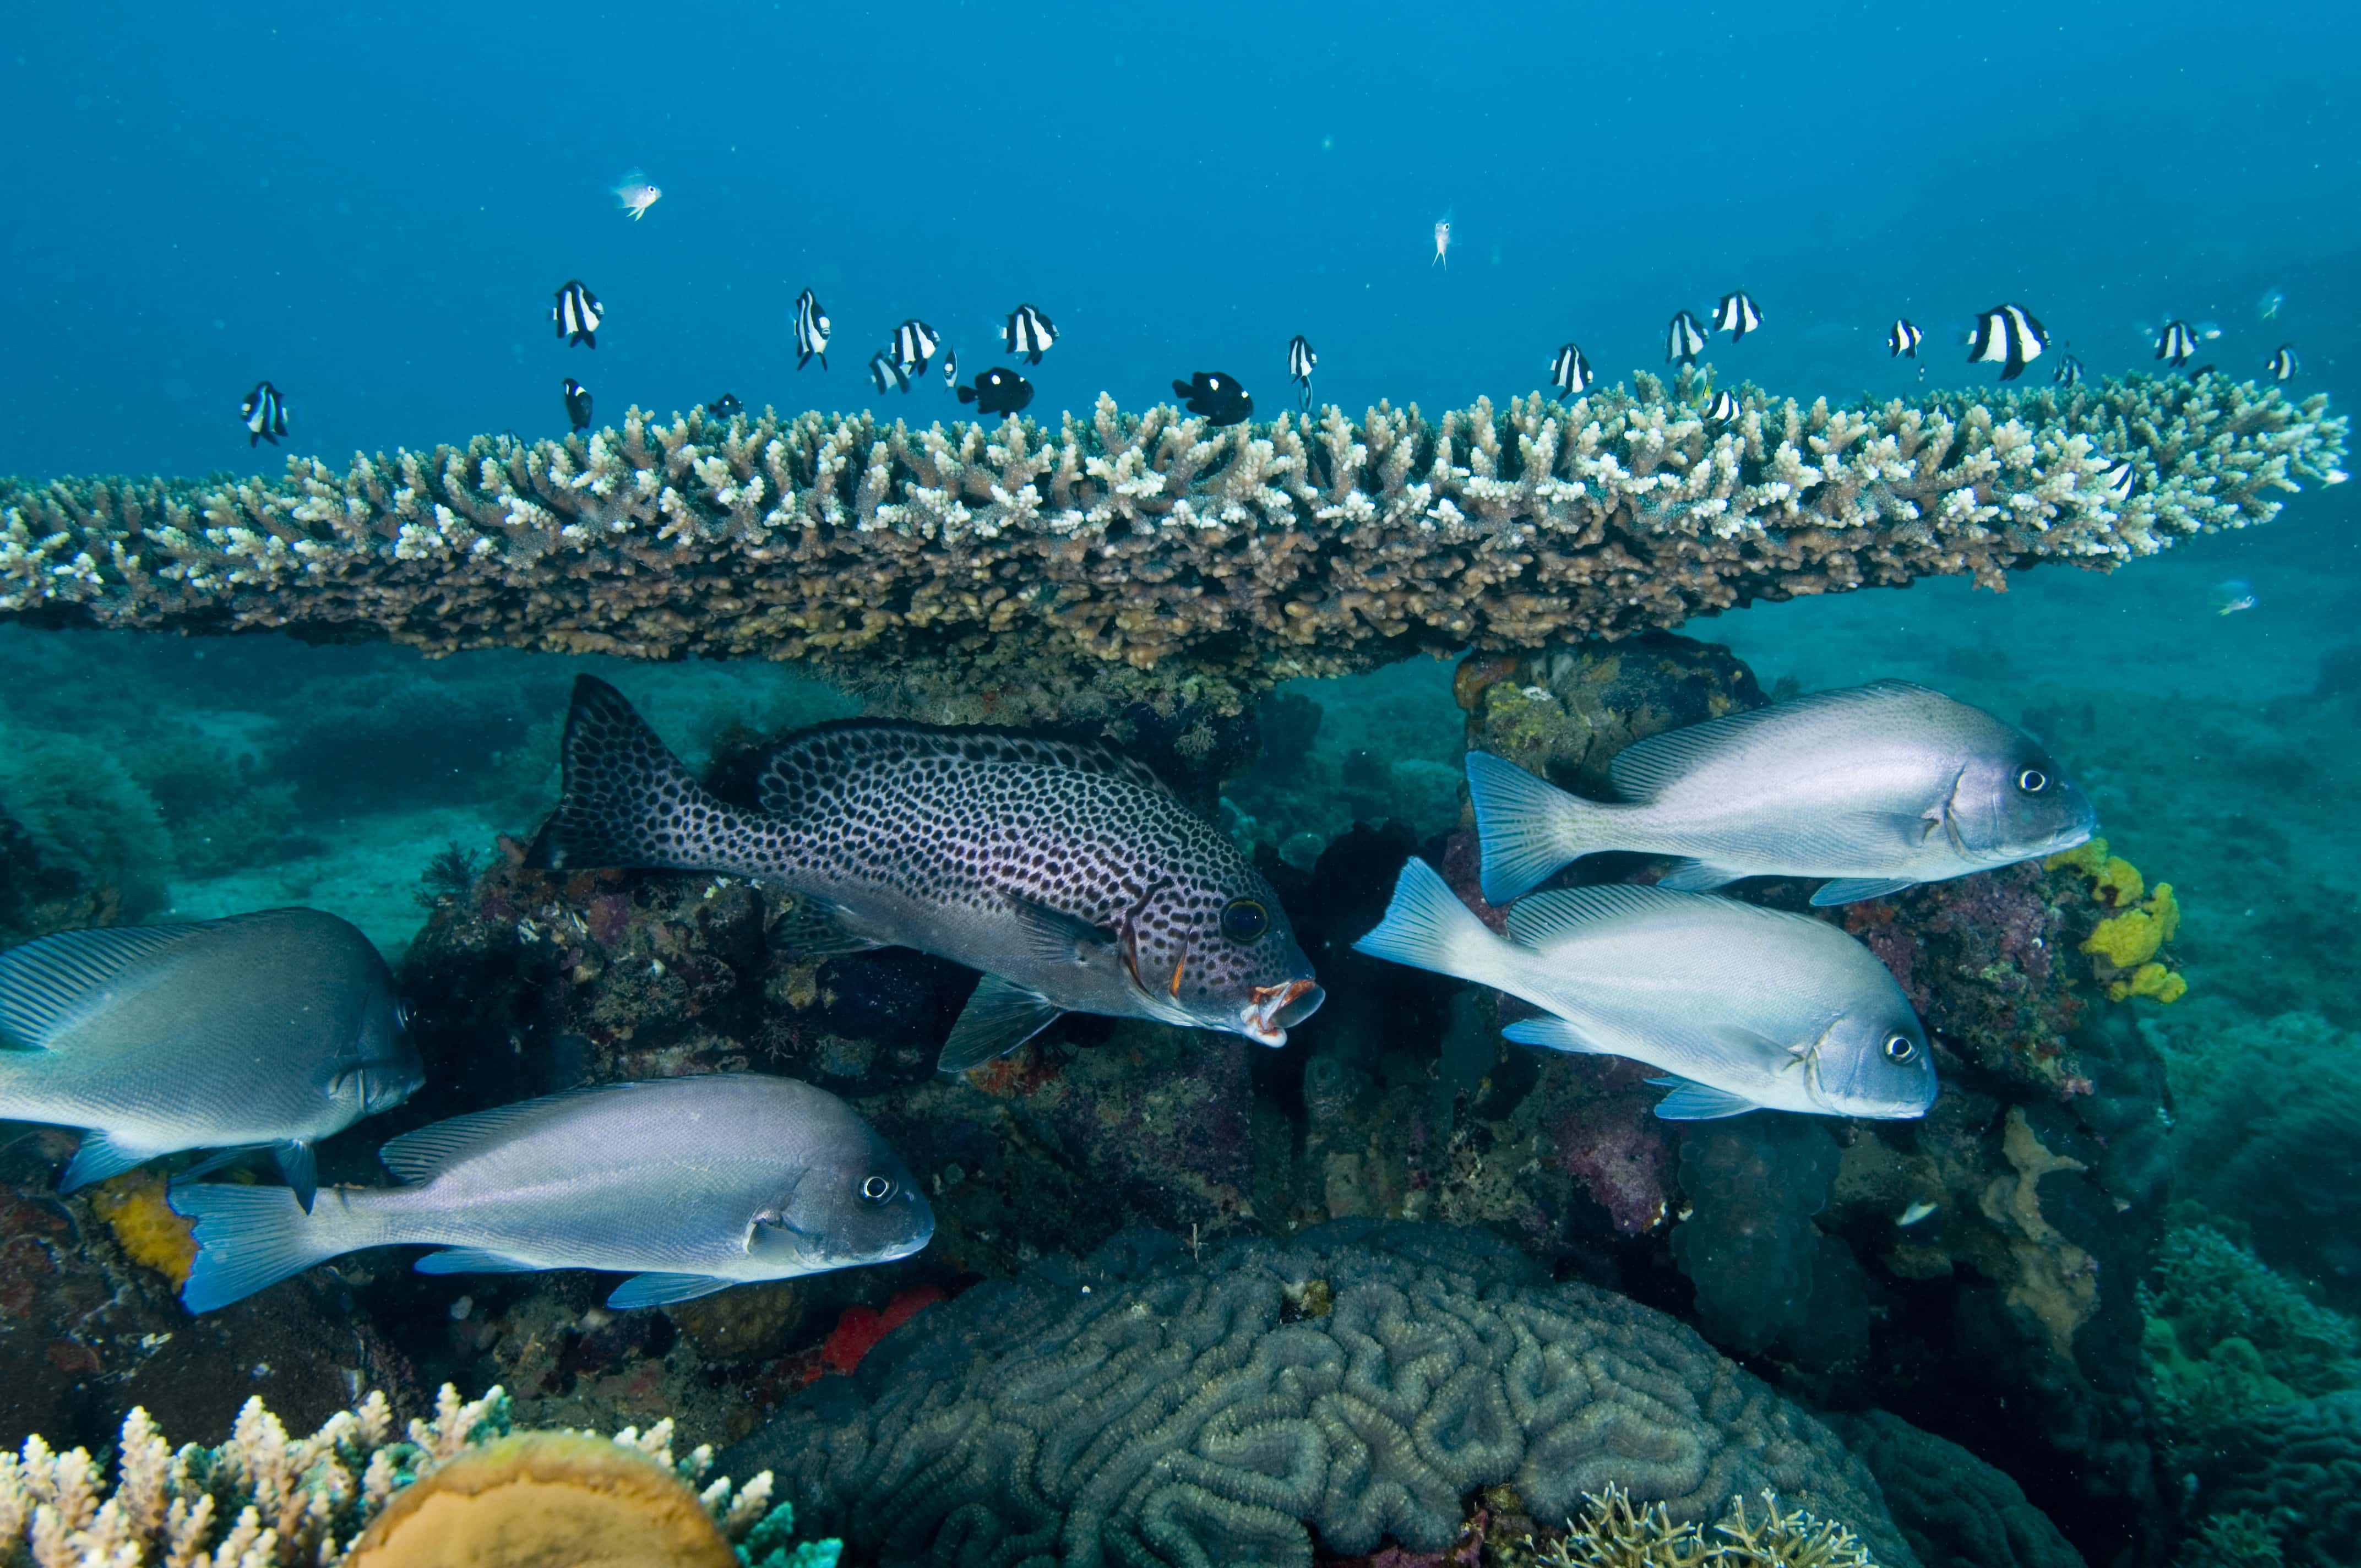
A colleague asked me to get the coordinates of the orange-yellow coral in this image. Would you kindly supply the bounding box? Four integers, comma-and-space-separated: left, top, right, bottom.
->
2050, 840, 2187, 1005
2046, 838, 2143, 907
91, 1170, 197, 1287
342, 1430, 736, 1568
2115, 962, 2189, 1004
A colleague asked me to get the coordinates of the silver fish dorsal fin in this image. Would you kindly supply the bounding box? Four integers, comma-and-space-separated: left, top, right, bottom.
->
1604, 680, 1946, 801
373, 1079, 648, 1181
1503, 883, 1833, 949
0, 917, 270, 1049
755, 721, 1174, 819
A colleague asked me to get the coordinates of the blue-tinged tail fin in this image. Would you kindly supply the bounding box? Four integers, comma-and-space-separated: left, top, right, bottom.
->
1464, 752, 1620, 905
171, 1184, 355, 1313
1351, 858, 1506, 988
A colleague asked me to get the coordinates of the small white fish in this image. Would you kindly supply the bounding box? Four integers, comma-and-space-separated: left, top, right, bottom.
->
1432, 213, 1452, 269
1897, 1200, 1938, 1227
2259, 288, 2286, 320
2211, 579, 2259, 617
612, 168, 662, 220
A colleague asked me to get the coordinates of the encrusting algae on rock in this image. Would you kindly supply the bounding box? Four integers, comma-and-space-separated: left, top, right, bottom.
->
2047, 839, 2186, 1003
0, 1382, 840, 1568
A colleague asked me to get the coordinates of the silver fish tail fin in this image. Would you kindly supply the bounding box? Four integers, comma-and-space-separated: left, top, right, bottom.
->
1464, 752, 1619, 905
1351, 857, 1506, 987
525, 676, 747, 873
170, 1184, 361, 1313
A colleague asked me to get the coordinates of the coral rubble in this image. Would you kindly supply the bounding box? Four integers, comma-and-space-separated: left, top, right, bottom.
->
2, 374, 2340, 713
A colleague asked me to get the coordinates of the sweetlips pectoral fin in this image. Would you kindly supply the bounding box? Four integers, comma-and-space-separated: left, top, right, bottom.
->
1647, 1076, 1763, 1120
275, 1141, 319, 1213
607, 1271, 736, 1309
414, 1248, 544, 1275
61, 1130, 160, 1191
1811, 876, 1918, 906
1006, 895, 1118, 966
937, 974, 1064, 1073
770, 893, 886, 959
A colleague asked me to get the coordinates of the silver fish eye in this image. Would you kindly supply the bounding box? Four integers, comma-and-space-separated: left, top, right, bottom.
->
859, 1175, 895, 1203
2016, 767, 2047, 793
1884, 1033, 1917, 1063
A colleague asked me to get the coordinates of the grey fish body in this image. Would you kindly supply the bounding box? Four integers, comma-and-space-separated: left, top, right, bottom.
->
172, 1073, 931, 1313
1468, 680, 2096, 907
1353, 861, 1933, 1120
0, 910, 420, 1196
526, 677, 1322, 1069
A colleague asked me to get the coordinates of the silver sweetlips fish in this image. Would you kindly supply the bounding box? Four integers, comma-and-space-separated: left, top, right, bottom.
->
1354, 859, 1935, 1120
525, 677, 1324, 1070
170, 1072, 931, 1312
0, 908, 422, 1207
1467, 679, 2097, 907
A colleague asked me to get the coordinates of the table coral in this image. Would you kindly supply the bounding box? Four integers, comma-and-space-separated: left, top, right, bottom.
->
723, 1219, 1918, 1568
2, 373, 2340, 714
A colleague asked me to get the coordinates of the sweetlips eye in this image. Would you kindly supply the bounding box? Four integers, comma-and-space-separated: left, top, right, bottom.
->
1884, 1033, 1918, 1064
2016, 767, 2048, 793
859, 1175, 895, 1204
1219, 897, 1270, 943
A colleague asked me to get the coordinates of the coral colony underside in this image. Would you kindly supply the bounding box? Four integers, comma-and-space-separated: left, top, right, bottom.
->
1, 373, 2343, 715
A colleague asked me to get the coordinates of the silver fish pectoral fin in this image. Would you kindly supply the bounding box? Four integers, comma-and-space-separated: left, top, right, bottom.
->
275, 1141, 319, 1213
937, 974, 1064, 1074
606, 1272, 737, 1310
1810, 876, 1918, 906
1647, 1075, 1762, 1120
60, 1129, 163, 1191
414, 1248, 543, 1274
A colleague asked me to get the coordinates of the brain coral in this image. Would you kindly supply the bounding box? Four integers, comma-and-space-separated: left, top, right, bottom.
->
1823, 1411, 2086, 1568
2, 372, 2340, 713
722, 1219, 1918, 1568
2195, 1389, 2361, 1568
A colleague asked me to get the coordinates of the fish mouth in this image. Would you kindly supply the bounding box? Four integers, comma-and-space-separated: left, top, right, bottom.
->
1241, 979, 1324, 1046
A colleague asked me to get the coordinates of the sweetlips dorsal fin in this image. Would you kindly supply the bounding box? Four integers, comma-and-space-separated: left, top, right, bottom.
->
1604, 681, 1946, 801
755, 720, 1174, 819
0, 920, 237, 1049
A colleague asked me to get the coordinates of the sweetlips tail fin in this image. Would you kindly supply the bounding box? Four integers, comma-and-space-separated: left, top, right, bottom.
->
525, 676, 742, 874
1351, 857, 1505, 987
171, 1184, 360, 1313
1464, 752, 1617, 905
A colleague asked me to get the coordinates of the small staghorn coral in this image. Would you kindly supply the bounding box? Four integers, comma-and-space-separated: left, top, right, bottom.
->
0, 1383, 837, 1568
2, 372, 2341, 716
1528, 1483, 1875, 1568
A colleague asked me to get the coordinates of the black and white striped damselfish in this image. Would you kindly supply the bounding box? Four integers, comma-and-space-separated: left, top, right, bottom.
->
1967, 303, 2046, 380
526, 678, 1323, 1071
891, 319, 939, 375
2099, 457, 2136, 504
1666, 310, 1707, 364
794, 288, 829, 370
2155, 320, 2199, 367
869, 350, 910, 395
2054, 354, 2083, 388
1000, 303, 1056, 365
1549, 343, 1591, 402
241, 381, 287, 447
2267, 344, 2299, 381
1703, 389, 1740, 423
553, 280, 602, 348
1287, 334, 1316, 409
563, 378, 593, 433
1713, 291, 1762, 341
1887, 319, 1921, 358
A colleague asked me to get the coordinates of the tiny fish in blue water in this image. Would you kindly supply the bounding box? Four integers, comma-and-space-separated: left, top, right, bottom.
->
1353, 860, 1935, 1121
955, 366, 1032, 416
1887, 319, 1922, 358
170, 1074, 930, 1313
941, 344, 959, 389
891, 319, 940, 376
1174, 371, 1252, 426
1288, 334, 1317, 409
706, 393, 743, 419
240, 381, 287, 447
1712, 291, 1761, 341
562, 377, 592, 432
2212, 579, 2259, 616
612, 167, 661, 220
1666, 310, 1707, 364
1549, 342, 1591, 402
1702, 389, 1740, 423
1000, 303, 1056, 364
794, 288, 829, 369
0, 910, 420, 1208
869, 349, 911, 395
1432, 213, 1451, 268
2155, 319, 2199, 367
2054, 353, 2084, 387
1967, 304, 2047, 380
1464, 679, 2096, 907
1898, 1200, 1939, 1227
552, 280, 601, 347
2267, 344, 2299, 381
2258, 288, 2286, 320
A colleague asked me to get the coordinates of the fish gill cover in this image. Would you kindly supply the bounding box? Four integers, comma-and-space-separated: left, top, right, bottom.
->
0, 369, 2341, 716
